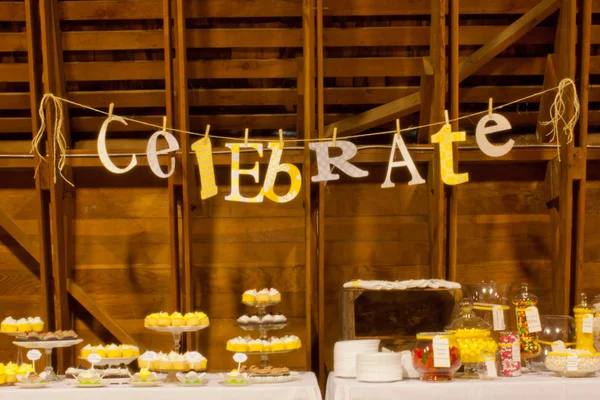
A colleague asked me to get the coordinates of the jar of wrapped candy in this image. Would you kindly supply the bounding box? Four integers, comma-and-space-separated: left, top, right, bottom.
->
512, 283, 541, 371
476, 353, 498, 380
445, 299, 498, 378
574, 293, 595, 352
413, 332, 461, 382
498, 332, 521, 377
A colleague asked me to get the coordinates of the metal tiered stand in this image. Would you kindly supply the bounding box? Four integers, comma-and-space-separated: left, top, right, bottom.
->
234, 300, 294, 368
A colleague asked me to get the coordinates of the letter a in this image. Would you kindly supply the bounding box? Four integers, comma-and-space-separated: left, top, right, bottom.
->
382, 133, 425, 188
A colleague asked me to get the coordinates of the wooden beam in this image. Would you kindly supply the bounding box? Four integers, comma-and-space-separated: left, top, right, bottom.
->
0, 208, 39, 262
325, 0, 559, 137
537, 54, 558, 142
573, 0, 591, 307
417, 58, 434, 144
67, 279, 138, 345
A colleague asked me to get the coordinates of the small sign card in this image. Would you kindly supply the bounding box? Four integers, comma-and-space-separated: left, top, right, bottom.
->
567, 355, 578, 372
525, 306, 542, 333
485, 359, 497, 378
432, 336, 450, 368
27, 350, 41, 373
233, 353, 248, 371
512, 342, 521, 362
582, 315, 593, 334
87, 353, 102, 369
492, 306, 505, 331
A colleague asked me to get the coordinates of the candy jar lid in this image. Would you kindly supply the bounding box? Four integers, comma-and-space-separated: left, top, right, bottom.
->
445, 299, 492, 331
574, 293, 594, 313
512, 282, 538, 305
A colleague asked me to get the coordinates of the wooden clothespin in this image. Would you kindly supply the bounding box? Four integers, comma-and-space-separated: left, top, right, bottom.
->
108, 103, 114, 119
162, 116, 167, 132
244, 128, 249, 146
395, 119, 401, 139
488, 98, 493, 118
332, 127, 338, 147
444, 110, 450, 126
205, 124, 210, 138
279, 129, 284, 147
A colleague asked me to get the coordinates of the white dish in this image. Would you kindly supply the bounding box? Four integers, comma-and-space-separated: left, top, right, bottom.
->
15, 383, 49, 389
144, 325, 208, 334
334, 339, 380, 378
78, 356, 138, 366
357, 352, 403, 382
176, 380, 208, 387
75, 383, 108, 388
13, 339, 83, 349
130, 381, 163, 387
219, 381, 251, 387
248, 372, 301, 384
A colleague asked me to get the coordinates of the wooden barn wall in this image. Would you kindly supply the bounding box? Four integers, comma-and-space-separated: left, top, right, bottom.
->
0, 0, 597, 383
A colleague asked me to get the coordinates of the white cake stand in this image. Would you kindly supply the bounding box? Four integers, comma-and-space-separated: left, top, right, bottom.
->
144, 325, 208, 351
13, 339, 83, 382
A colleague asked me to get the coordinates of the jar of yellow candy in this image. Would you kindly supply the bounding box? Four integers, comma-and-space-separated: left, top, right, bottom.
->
446, 299, 498, 378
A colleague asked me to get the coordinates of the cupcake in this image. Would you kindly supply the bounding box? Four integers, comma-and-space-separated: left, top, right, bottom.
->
288, 335, 301, 349
273, 313, 287, 323
158, 353, 171, 370
226, 339, 236, 352
121, 345, 137, 358
196, 312, 209, 326
28, 317, 44, 332
261, 339, 272, 352
249, 339, 263, 352
184, 312, 200, 326
1, 317, 17, 332
169, 352, 186, 370
5, 365, 16, 384
237, 315, 250, 325
16, 364, 33, 379
269, 288, 281, 303
270, 337, 284, 352
0, 364, 6, 385
262, 314, 274, 325
145, 313, 159, 327
234, 337, 249, 353
16, 318, 31, 332
157, 312, 171, 327
186, 354, 207, 371
106, 344, 121, 358
170, 312, 185, 327
256, 289, 271, 304
242, 289, 257, 305
80, 344, 94, 359
249, 315, 261, 325
92, 345, 107, 358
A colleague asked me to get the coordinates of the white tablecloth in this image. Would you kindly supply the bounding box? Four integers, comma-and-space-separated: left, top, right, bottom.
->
326, 372, 600, 400
0, 372, 321, 400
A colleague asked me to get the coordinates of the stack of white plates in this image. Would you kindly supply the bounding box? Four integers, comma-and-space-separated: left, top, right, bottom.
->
334, 340, 380, 378
356, 352, 403, 382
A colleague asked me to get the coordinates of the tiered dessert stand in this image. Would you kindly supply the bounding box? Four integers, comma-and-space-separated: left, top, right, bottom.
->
236, 299, 295, 368
144, 323, 209, 381
13, 338, 83, 382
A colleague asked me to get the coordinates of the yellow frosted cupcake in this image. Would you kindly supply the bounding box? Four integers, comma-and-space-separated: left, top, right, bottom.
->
1, 317, 17, 332
196, 312, 209, 326
145, 313, 159, 327
16, 318, 31, 332
92, 345, 107, 358
184, 312, 200, 326
5, 365, 16, 384
122, 345, 138, 358
170, 312, 185, 327
107, 344, 121, 358
269, 288, 281, 303
29, 317, 44, 332
242, 289, 257, 305
157, 312, 171, 327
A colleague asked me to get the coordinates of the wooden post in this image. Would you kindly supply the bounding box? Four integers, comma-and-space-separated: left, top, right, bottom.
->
39, 0, 72, 372
448, 0, 459, 282
428, 0, 447, 279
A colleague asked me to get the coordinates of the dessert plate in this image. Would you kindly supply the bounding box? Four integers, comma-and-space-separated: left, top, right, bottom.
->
75, 383, 108, 388
130, 381, 163, 387
15, 383, 49, 389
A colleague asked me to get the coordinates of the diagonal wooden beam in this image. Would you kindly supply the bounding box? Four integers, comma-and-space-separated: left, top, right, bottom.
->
324, 0, 561, 137
0, 208, 39, 263
67, 279, 138, 346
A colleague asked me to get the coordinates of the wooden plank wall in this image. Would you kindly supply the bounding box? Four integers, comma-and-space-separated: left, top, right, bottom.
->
0, 0, 597, 383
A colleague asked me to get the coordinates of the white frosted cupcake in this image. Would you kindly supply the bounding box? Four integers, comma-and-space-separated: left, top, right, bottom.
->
256, 289, 271, 304
237, 315, 251, 325
242, 289, 257, 305
269, 288, 281, 303
16, 318, 31, 332
249, 315, 261, 325
262, 314, 274, 324
273, 313, 287, 323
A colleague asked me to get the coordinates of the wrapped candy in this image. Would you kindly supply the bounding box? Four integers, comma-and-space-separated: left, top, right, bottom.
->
498, 332, 521, 377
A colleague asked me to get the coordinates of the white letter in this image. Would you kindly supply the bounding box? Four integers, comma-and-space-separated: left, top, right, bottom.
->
225, 143, 264, 203
382, 134, 425, 188
146, 130, 179, 178
475, 114, 514, 157
309, 140, 369, 182
97, 115, 137, 174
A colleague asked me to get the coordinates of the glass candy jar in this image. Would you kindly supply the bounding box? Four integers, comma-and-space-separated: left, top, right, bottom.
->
512, 283, 541, 371
464, 281, 511, 336
532, 315, 576, 370
445, 299, 498, 378
574, 293, 595, 352
498, 332, 521, 377
593, 295, 600, 352
476, 353, 498, 380
413, 332, 461, 382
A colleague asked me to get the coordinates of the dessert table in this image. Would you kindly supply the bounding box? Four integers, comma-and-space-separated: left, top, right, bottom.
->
0, 372, 321, 400
326, 372, 600, 400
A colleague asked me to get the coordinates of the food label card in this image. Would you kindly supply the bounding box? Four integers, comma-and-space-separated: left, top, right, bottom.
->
583, 315, 593, 333
511, 342, 521, 362
525, 306, 542, 332
432, 336, 450, 368
567, 355, 578, 372
486, 359, 497, 377
27, 350, 41, 361
492, 306, 505, 331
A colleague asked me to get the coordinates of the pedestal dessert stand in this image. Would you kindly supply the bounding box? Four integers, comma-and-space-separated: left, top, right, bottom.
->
235, 300, 297, 368
1, 332, 24, 365
13, 339, 83, 382
77, 356, 139, 367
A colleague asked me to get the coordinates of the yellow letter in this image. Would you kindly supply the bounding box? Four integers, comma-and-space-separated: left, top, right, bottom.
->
431, 124, 469, 185
225, 143, 264, 203
262, 142, 302, 203
191, 136, 218, 200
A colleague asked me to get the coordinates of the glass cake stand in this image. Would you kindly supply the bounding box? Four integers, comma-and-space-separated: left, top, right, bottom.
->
144, 325, 208, 352
13, 339, 83, 382
78, 356, 138, 367
1, 331, 25, 365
